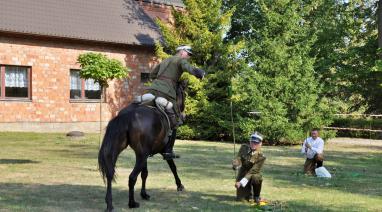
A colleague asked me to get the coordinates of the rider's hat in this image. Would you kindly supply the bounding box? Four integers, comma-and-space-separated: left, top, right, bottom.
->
176, 45, 193, 55
250, 132, 263, 143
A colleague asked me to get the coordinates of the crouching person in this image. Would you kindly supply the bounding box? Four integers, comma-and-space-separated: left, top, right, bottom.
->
232, 132, 266, 205
301, 128, 324, 175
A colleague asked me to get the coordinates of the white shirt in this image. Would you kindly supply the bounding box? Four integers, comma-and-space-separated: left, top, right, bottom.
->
301, 137, 324, 159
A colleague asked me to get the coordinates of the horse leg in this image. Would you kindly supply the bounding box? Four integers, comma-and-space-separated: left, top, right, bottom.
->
166, 159, 184, 191
163, 129, 180, 160
128, 156, 147, 208
140, 163, 150, 200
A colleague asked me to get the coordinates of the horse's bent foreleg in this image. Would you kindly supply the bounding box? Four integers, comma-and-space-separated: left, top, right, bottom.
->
140, 164, 150, 200
166, 159, 184, 191
128, 156, 147, 208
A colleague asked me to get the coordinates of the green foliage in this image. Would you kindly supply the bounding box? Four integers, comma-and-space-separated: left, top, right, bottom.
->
307, 0, 382, 114
77, 53, 129, 87
225, 0, 335, 144
156, 0, 380, 143
319, 130, 337, 142
331, 117, 382, 139
176, 125, 197, 139
156, 0, 242, 141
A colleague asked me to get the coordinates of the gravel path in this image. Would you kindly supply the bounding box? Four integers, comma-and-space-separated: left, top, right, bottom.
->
328, 137, 382, 146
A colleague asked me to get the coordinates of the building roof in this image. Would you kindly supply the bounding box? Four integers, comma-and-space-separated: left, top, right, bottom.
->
143, 0, 184, 7
0, 0, 164, 46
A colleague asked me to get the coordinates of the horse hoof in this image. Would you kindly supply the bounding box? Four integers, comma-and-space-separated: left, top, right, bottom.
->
105, 207, 114, 212
177, 184, 185, 191
141, 192, 151, 200
129, 201, 140, 208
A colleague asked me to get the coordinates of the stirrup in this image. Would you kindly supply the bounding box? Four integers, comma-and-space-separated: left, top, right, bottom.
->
167, 113, 177, 129
168, 129, 173, 136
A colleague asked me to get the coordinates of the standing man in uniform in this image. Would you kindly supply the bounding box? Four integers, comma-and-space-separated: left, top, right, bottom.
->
147, 45, 205, 160
301, 128, 325, 175
232, 132, 267, 205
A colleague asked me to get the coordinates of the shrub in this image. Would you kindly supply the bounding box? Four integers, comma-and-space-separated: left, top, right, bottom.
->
331, 117, 382, 139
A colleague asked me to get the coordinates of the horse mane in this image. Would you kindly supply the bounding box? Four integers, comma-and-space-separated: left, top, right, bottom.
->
176, 80, 188, 112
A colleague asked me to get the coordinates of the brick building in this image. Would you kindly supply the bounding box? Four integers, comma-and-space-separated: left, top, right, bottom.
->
0, 0, 183, 132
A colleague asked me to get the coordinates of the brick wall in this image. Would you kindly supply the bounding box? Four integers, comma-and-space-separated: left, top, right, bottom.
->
0, 35, 158, 132
0, 1, 177, 132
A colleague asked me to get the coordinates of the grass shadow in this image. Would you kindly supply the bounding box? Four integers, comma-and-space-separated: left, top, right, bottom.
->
0, 183, 267, 212
0, 159, 39, 164
262, 147, 382, 197
0, 181, 376, 211
284, 199, 371, 212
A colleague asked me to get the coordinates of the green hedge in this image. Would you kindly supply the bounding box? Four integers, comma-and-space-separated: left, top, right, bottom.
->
331, 117, 382, 139
177, 124, 337, 145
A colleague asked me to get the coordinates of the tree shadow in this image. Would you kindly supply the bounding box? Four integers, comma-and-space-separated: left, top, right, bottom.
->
120, 0, 161, 46
0, 159, 39, 164
106, 79, 127, 118
45, 148, 97, 160
0, 182, 373, 211
121, 0, 159, 30
0, 183, 105, 211
262, 147, 382, 198
106, 46, 158, 118
0, 183, 259, 211
339, 144, 382, 151
284, 199, 371, 212
135, 33, 156, 47
115, 144, 235, 179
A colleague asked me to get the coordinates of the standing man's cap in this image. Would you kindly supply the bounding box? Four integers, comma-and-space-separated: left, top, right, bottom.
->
176, 45, 193, 55
250, 132, 263, 143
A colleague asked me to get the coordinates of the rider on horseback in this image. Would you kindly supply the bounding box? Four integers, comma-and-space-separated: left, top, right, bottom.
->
146, 45, 205, 160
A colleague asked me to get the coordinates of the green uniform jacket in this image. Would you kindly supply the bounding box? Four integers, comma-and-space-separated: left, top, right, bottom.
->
149, 56, 195, 100
235, 144, 266, 183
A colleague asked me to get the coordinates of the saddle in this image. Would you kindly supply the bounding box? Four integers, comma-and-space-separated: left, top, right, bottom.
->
134, 93, 173, 135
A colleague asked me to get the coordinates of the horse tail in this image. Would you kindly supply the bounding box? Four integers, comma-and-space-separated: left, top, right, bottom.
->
98, 114, 129, 183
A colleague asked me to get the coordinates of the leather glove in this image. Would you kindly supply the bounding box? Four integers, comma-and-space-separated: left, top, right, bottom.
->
232, 159, 241, 170
315, 154, 324, 162
193, 68, 205, 79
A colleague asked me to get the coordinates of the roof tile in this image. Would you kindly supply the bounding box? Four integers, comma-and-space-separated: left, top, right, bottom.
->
0, 0, 163, 46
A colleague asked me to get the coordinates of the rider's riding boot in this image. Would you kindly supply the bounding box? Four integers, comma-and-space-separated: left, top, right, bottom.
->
166, 108, 178, 129
253, 180, 262, 205
163, 129, 180, 160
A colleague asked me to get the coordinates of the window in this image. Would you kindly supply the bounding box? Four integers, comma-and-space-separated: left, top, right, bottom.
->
0, 65, 31, 99
70, 69, 101, 100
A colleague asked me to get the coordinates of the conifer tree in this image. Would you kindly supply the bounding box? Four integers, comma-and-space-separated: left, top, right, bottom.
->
156, 0, 337, 143
155, 0, 243, 140
225, 0, 334, 143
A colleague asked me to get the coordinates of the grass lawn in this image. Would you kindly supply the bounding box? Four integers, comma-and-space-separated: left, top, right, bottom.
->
0, 132, 381, 212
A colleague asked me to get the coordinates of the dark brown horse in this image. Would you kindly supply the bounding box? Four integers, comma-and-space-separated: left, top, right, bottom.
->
98, 81, 187, 211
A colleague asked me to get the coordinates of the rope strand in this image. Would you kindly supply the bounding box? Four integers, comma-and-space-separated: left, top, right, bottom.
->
230, 100, 237, 179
